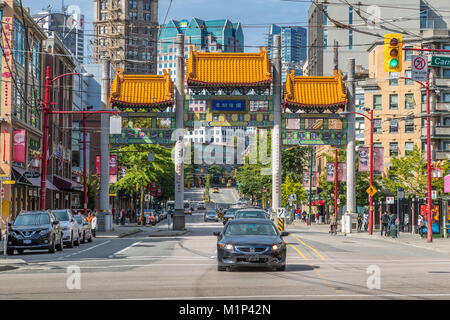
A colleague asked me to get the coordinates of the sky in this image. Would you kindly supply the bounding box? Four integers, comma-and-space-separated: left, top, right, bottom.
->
21, 0, 311, 57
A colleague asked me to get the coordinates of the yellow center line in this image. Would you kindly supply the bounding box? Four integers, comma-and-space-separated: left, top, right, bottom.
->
290, 233, 326, 261
285, 240, 308, 260
285, 238, 340, 294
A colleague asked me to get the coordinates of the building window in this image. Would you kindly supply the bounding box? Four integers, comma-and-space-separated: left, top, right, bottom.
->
405, 142, 414, 155
389, 94, 398, 109
128, 0, 137, 9
405, 119, 414, 133
443, 93, 450, 103
404, 46, 413, 61
373, 95, 382, 110
389, 120, 398, 133
374, 119, 382, 134
389, 142, 399, 157
323, 28, 328, 50
389, 72, 398, 86
443, 69, 450, 79
404, 70, 414, 85
348, 30, 353, 50
405, 94, 415, 109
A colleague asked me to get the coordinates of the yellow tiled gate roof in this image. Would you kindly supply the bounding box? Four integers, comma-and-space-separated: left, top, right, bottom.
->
110, 69, 174, 109
186, 47, 272, 87
284, 69, 347, 112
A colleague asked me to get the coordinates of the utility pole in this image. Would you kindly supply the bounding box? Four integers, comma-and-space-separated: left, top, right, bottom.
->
99, 58, 112, 232
272, 34, 282, 213
333, 40, 339, 72
345, 58, 356, 234
173, 33, 185, 231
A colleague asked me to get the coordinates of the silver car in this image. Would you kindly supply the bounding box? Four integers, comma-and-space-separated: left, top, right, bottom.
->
51, 209, 80, 248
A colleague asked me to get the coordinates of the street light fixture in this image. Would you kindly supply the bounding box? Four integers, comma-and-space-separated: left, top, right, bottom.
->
39, 66, 93, 210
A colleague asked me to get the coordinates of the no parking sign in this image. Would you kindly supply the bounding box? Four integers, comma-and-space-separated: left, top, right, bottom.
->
411, 56, 428, 81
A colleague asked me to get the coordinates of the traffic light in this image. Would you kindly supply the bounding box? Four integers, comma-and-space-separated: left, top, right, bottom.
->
384, 34, 402, 72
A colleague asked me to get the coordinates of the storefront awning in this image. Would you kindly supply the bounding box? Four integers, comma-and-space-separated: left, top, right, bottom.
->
12, 166, 59, 191
52, 175, 82, 191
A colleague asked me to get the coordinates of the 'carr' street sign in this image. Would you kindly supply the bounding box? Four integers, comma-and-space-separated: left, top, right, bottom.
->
430, 56, 450, 68
411, 56, 428, 81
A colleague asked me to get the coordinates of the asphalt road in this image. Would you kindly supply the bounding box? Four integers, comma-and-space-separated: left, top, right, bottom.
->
1, 191, 450, 299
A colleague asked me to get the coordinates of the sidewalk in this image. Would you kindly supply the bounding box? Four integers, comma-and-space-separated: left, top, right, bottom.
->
288, 220, 450, 254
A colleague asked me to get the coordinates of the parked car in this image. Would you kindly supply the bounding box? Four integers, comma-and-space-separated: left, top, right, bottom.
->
51, 209, 80, 248
73, 214, 93, 244
234, 209, 269, 220
198, 202, 206, 210
214, 219, 288, 271
159, 209, 167, 220
143, 210, 157, 226
6, 211, 63, 255
204, 210, 219, 222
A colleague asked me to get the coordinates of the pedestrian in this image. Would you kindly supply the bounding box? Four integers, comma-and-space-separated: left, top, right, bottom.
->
395, 215, 400, 238
296, 209, 301, 220
302, 211, 307, 222
315, 212, 319, 224
329, 214, 337, 235
357, 212, 363, 232
91, 212, 97, 237
381, 212, 389, 236
363, 210, 369, 232
87, 212, 93, 224
418, 215, 425, 237
120, 209, 125, 225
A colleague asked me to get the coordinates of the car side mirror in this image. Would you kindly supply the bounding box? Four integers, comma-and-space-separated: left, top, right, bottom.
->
280, 231, 289, 237
8, 222, 12, 227
53, 221, 59, 226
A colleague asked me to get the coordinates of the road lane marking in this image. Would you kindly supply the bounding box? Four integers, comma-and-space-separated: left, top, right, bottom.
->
60, 240, 111, 259
290, 233, 326, 261
109, 241, 142, 258
285, 240, 308, 260
285, 239, 339, 294
126, 293, 450, 300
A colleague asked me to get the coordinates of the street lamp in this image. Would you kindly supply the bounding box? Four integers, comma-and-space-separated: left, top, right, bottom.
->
340, 108, 375, 235
39, 66, 93, 210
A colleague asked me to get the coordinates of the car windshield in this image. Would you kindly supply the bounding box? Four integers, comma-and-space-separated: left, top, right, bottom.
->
224, 222, 277, 236
224, 213, 235, 218
14, 213, 50, 226
73, 215, 84, 224
236, 211, 267, 219
206, 211, 216, 216
52, 210, 70, 221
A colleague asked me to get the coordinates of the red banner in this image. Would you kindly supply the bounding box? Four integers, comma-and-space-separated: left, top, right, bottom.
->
374, 147, 384, 172
109, 155, 117, 175
358, 147, 370, 172
96, 155, 118, 175
96, 156, 101, 175
13, 130, 26, 163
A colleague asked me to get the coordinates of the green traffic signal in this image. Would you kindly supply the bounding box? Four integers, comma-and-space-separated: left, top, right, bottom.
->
389, 59, 399, 68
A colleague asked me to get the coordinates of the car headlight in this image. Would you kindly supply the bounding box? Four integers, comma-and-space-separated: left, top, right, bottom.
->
271, 244, 280, 251
39, 229, 51, 236
220, 243, 233, 251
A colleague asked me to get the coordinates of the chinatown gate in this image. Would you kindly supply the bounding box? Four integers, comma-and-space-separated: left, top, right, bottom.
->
109, 34, 347, 230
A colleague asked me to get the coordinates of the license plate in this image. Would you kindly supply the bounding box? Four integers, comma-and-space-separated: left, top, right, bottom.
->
248, 255, 259, 262
23, 240, 32, 244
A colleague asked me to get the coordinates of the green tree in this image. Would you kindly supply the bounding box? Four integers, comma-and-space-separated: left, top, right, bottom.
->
383, 145, 448, 198
281, 175, 306, 207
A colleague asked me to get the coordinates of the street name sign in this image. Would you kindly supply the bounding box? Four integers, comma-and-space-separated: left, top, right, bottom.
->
2, 180, 15, 185
430, 56, 450, 68
411, 56, 428, 81
277, 208, 286, 218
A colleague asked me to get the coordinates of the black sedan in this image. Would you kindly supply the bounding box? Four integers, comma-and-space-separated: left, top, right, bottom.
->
213, 219, 288, 271
6, 211, 63, 255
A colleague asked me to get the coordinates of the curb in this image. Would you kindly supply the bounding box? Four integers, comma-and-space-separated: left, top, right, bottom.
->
148, 229, 188, 237
96, 229, 143, 239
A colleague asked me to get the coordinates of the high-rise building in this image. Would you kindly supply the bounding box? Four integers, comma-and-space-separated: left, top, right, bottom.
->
307, 0, 450, 76
93, 0, 158, 74
33, 5, 85, 64
268, 24, 307, 82
157, 18, 244, 81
